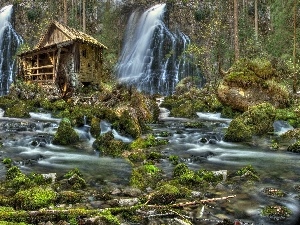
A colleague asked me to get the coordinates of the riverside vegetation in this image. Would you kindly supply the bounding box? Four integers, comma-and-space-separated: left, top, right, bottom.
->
1, 57, 300, 224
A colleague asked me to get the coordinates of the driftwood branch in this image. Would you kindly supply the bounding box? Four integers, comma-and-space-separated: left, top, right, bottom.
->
146, 195, 237, 208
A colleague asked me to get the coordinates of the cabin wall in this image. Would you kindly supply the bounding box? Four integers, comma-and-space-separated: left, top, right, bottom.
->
78, 44, 102, 85
41, 26, 70, 47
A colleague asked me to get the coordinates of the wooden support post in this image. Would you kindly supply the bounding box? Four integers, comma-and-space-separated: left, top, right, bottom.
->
55, 48, 62, 81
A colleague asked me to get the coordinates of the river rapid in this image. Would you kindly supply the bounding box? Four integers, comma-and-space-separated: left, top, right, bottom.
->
0, 105, 300, 224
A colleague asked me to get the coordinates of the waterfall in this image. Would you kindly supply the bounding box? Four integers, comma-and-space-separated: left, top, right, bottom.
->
116, 3, 202, 95
0, 5, 23, 96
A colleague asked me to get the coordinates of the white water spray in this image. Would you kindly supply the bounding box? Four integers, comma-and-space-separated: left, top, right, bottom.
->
0, 5, 22, 95
116, 4, 202, 95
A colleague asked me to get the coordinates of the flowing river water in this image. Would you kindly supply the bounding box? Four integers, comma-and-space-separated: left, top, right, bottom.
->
0, 104, 300, 224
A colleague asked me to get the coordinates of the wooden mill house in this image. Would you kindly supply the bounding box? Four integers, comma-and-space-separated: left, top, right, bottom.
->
18, 20, 107, 94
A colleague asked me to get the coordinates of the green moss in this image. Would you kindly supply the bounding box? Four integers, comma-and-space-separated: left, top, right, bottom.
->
263, 187, 286, 197
224, 58, 276, 87
262, 205, 292, 220
149, 184, 182, 205
52, 118, 79, 145
183, 121, 206, 129
14, 187, 56, 210
90, 117, 101, 138
130, 134, 168, 150
4, 101, 30, 118
128, 152, 147, 164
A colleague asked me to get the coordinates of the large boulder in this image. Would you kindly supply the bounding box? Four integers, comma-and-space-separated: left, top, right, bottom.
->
224, 102, 276, 142
217, 58, 290, 112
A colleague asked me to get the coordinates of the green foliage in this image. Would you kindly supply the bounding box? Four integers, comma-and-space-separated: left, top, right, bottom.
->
52, 118, 79, 145
14, 187, 56, 210
63, 168, 86, 190
161, 84, 223, 119
173, 163, 190, 178
236, 165, 259, 181
4, 101, 30, 118
2, 158, 12, 168
99, 210, 120, 225
56, 191, 82, 204
6, 166, 22, 181
173, 163, 223, 188
194, 7, 210, 22
169, 155, 180, 165
64, 168, 83, 179
27, 8, 42, 22
130, 164, 162, 190
276, 108, 300, 128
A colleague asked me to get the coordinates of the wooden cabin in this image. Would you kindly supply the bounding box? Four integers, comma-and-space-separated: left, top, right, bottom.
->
18, 20, 107, 94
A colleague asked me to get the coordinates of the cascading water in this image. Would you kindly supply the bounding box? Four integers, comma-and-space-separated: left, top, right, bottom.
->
0, 5, 23, 96
116, 3, 202, 95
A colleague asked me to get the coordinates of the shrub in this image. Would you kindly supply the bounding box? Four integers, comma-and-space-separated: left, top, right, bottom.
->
14, 187, 56, 210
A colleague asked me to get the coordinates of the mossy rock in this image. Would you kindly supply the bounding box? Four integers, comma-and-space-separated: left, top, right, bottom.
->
262, 205, 292, 221
287, 141, 300, 153
90, 117, 101, 138
224, 117, 252, 142
218, 58, 290, 112
52, 118, 79, 145
14, 187, 56, 210
114, 110, 141, 139
93, 131, 129, 157
224, 103, 276, 142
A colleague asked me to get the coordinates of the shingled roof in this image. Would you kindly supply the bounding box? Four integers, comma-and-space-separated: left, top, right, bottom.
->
19, 20, 107, 57
36, 20, 107, 49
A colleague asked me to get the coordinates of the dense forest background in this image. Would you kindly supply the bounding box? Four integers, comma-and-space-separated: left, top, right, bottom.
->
1, 0, 299, 87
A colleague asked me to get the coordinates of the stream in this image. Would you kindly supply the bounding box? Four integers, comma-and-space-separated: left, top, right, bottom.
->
0, 105, 300, 224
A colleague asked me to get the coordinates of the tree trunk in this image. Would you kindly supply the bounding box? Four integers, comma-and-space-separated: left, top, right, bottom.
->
255, 0, 258, 40
83, 0, 86, 33
64, 0, 68, 25
234, 0, 240, 61
293, 0, 297, 93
